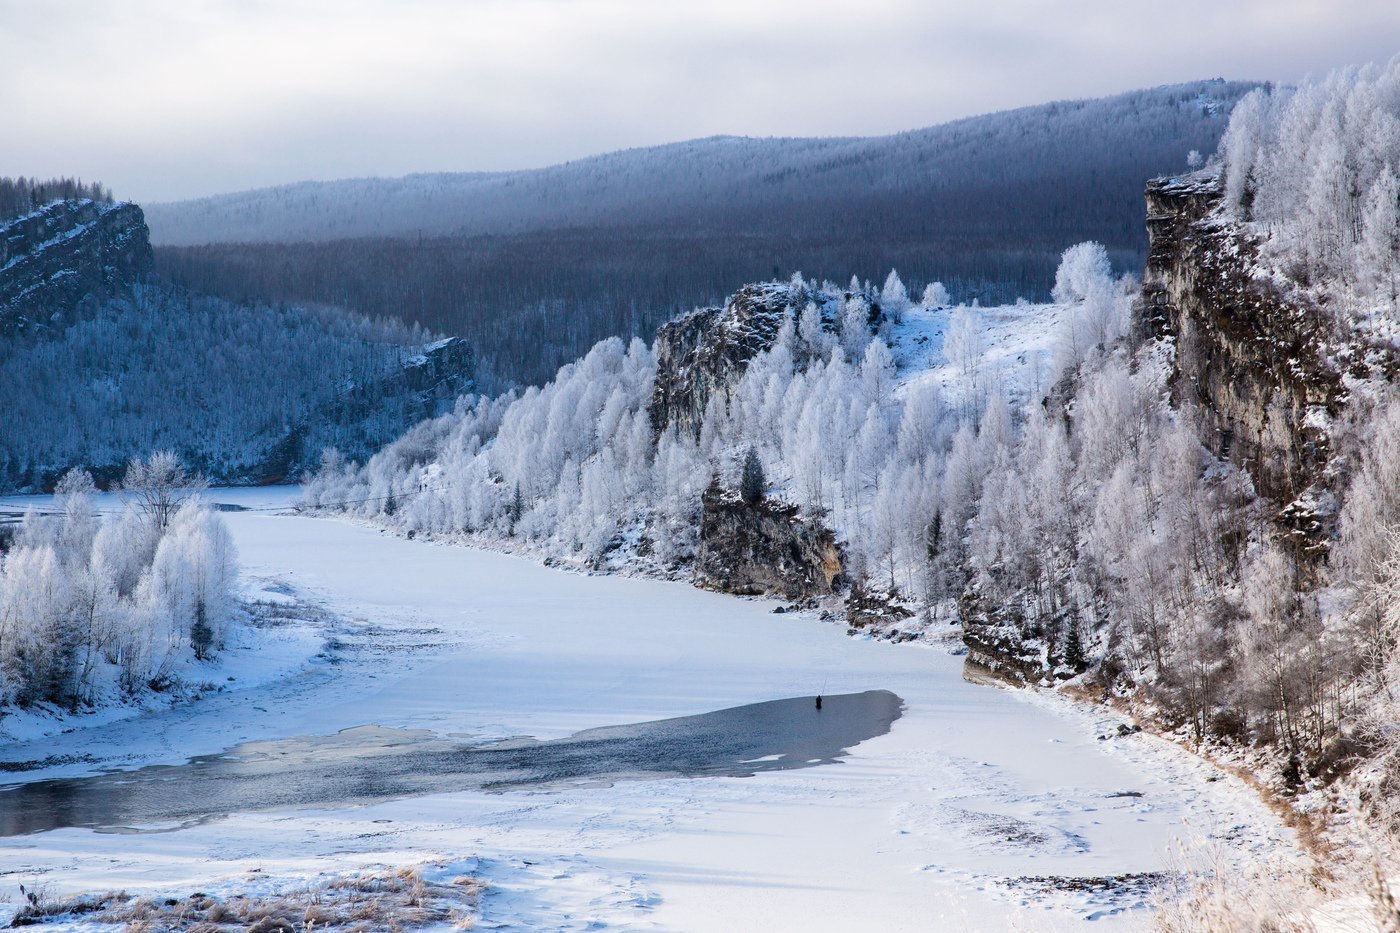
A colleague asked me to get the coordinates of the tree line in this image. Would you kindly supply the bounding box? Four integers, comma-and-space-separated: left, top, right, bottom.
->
0, 176, 111, 223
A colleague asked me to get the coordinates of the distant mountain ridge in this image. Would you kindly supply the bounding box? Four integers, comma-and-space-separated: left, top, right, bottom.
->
147, 79, 1261, 248
151, 79, 1261, 390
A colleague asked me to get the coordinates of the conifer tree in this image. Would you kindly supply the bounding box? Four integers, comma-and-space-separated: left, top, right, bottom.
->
740, 446, 765, 506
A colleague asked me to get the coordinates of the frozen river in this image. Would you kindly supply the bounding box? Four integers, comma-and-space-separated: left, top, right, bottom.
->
0, 487, 1293, 930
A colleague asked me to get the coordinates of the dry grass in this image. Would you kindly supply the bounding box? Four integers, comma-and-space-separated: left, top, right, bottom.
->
1060, 682, 1338, 864
1151, 801, 1400, 932
8, 864, 485, 931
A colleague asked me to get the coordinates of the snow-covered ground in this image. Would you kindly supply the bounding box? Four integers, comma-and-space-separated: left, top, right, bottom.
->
0, 487, 1295, 930
890, 300, 1068, 403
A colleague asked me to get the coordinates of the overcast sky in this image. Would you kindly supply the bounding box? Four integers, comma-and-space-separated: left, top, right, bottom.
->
4, 0, 1399, 202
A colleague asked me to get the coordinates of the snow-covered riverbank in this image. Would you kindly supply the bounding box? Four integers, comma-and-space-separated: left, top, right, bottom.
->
0, 488, 1295, 930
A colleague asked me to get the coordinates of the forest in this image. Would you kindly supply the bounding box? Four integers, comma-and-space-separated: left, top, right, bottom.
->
1222, 62, 1400, 314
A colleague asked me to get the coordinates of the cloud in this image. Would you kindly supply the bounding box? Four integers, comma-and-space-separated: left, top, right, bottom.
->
2, 0, 1397, 201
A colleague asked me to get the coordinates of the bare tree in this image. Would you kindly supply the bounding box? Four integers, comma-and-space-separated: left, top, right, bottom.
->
119, 452, 206, 532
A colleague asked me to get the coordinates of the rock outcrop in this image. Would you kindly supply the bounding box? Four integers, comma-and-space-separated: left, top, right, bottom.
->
650, 280, 879, 436
693, 485, 843, 600
958, 170, 1359, 682
650, 282, 802, 436
330, 335, 475, 428
1142, 172, 1347, 562
959, 609, 1055, 687
0, 200, 152, 336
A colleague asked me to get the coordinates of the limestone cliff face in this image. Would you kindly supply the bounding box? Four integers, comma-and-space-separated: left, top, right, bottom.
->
1142, 173, 1346, 560
693, 486, 843, 600
0, 200, 152, 336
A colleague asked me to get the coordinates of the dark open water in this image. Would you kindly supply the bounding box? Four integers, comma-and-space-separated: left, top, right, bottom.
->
0, 690, 902, 836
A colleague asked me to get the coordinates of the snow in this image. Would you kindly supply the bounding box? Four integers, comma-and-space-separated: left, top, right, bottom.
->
891, 301, 1068, 402
0, 486, 1294, 930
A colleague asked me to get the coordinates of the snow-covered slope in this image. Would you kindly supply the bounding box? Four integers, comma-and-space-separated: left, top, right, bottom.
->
890, 300, 1069, 404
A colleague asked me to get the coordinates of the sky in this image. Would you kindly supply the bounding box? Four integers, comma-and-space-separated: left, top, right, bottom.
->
4, 0, 1399, 203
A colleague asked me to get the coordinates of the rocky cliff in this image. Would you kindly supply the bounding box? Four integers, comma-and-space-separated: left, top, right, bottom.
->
956, 171, 1358, 684
693, 484, 843, 600
650, 282, 803, 436
650, 280, 880, 436
0, 200, 152, 336
1141, 173, 1348, 562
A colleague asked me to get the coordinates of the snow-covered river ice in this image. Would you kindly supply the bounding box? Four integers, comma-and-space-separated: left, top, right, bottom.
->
0, 488, 1296, 930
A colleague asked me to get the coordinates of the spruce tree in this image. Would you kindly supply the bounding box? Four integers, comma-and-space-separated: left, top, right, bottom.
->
191, 605, 215, 661
508, 481, 524, 534
740, 446, 765, 505
1064, 619, 1086, 673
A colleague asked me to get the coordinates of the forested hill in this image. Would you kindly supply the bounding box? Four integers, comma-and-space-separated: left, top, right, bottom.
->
0, 193, 475, 492
148, 80, 1257, 251
151, 79, 1258, 389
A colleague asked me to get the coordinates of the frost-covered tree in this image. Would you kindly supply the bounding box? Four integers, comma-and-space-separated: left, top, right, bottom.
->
943, 309, 983, 416
920, 282, 951, 309
1050, 241, 1133, 374
1220, 60, 1400, 309
840, 294, 874, 361
1052, 242, 1114, 304
120, 452, 206, 533
0, 464, 239, 707
880, 270, 910, 324
148, 503, 238, 660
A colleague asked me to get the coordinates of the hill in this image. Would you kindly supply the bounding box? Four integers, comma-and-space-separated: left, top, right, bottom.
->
0, 196, 475, 491
151, 79, 1258, 388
